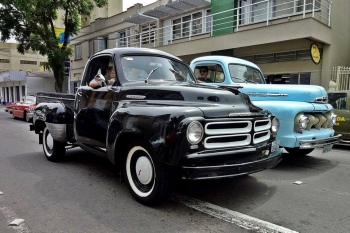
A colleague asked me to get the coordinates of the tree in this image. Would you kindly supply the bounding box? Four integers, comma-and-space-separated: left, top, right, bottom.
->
0, 0, 107, 92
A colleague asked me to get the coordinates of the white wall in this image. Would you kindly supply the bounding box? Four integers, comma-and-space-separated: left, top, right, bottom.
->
26, 76, 57, 95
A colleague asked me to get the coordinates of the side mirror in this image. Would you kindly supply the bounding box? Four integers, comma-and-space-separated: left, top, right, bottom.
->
94, 73, 107, 87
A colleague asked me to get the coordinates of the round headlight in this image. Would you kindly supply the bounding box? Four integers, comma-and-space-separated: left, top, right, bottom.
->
331, 113, 337, 126
187, 121, 203, 144
271, 117, 279, 134
294, 114, 309, 132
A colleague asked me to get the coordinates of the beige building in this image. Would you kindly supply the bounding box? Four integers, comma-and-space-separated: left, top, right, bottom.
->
70, 0, 350, 92
0, 43, 49, 104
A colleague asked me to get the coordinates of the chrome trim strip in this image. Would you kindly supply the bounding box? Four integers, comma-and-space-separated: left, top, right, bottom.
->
254, 119, 271, 132
205, 121, 252, 135
247, 92, 289, 97
253, 131, 270, 144
186, 148, 257, 159
204, 134, 251, 149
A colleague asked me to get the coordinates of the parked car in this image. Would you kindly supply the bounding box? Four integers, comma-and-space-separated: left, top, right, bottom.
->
328, 90, 350, 145
12, 95, 36, 122
30, 48, 282, 205
4, 101, 20, 114
190, 56, 340, 155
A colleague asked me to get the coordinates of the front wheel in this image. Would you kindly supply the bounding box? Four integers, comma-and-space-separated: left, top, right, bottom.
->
124, 141, 173, 206
25, 112, 31, 122
42, 127, 66, 162
285, 148, 314, 156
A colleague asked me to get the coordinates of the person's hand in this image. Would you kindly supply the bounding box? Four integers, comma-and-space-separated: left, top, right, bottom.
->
108, 78, 115, 85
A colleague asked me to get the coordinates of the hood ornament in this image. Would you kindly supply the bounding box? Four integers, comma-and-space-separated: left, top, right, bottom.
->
315, 96, 328, 102
229, 113, 262, 117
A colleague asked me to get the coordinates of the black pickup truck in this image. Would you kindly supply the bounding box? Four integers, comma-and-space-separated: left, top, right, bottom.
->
30, 48, 282, 205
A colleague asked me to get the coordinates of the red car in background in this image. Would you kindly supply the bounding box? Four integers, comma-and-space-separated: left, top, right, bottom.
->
11, 95, 36, 122
4, 101, 20, 114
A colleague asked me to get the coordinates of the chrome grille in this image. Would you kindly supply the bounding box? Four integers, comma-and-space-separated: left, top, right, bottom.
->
301, 111, 334, 131
254, 119, 271, 132
203, 119, 271, 149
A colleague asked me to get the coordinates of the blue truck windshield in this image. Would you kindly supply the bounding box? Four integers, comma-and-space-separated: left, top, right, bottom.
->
228, 64, 265, 84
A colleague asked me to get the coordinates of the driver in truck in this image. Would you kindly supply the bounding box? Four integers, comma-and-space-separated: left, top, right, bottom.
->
89, 65, 116, 88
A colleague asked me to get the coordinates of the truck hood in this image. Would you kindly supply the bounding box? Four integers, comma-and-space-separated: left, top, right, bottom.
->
237, 84, 328, 103
120, 82, 269, 118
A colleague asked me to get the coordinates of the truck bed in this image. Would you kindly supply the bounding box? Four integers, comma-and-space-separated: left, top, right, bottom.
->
36, 92, 75, 110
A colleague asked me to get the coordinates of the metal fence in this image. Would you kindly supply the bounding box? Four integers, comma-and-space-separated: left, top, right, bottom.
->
330, 66, 350, 90
116, 0, 332, 49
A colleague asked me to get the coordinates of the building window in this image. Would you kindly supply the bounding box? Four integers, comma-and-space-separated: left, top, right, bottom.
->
89, 40, 94, 57
98, 36, 108, 51
239, 0, 268, 24
206, 9, 212, 33
141, 23, 156, 45
75, 44, 82, 60
22, 85, 26, 97
116, 29, 130, 48
20, 60, 37, 65
172, 10, 210, 40
0, 59, 10, 63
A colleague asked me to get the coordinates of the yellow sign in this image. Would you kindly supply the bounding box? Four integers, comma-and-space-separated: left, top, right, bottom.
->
336, 116, 345, 122
310, 43, 321, 64
55, 27, 70, 49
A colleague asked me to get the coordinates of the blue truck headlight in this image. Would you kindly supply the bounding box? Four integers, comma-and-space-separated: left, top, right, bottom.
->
187, 121, 203, 144
294, 114, 309, 133
330, 113, 337, 127
271, 117, 279, 135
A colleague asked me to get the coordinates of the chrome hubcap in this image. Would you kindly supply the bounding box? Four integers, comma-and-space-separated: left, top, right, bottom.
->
135, 156, 153, 185
46, 133, 54, 150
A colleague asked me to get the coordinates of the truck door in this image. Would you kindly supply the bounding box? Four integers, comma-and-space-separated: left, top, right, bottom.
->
74, 55, 120, 149
328, 92, 349, 139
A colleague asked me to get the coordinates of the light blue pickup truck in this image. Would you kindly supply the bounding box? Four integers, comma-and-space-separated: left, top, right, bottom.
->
190, 56, 341, 155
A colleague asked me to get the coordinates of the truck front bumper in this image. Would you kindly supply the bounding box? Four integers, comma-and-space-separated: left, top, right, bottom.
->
181, 143, 282, 180
299, 134, 342, 149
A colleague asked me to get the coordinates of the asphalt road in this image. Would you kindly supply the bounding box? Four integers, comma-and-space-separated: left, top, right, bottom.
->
0, 106, 349, 233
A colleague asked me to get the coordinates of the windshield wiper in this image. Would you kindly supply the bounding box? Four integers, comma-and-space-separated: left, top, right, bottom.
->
145, 66, 159, 83
169, 68, 188, 82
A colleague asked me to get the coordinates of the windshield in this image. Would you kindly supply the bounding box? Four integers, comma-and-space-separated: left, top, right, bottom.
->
121, 56, 196, 83
24, 96, 36, 104
228, 64, 265, 84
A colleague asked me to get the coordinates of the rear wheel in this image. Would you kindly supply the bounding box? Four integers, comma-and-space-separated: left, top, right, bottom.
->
42, 127, 66, 162
285, 148, 314, 156
124, 140, 173, 206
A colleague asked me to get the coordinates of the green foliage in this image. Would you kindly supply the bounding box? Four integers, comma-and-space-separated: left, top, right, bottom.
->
0, 0, 107, 92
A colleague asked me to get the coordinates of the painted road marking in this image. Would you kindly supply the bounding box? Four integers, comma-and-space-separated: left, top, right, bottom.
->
173, 194, 299, 233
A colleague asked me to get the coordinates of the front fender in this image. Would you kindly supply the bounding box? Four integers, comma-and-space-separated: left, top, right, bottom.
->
106, 104, 203, 166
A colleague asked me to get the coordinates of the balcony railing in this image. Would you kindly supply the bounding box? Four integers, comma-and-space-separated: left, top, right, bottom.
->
115, 0, 331, 49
